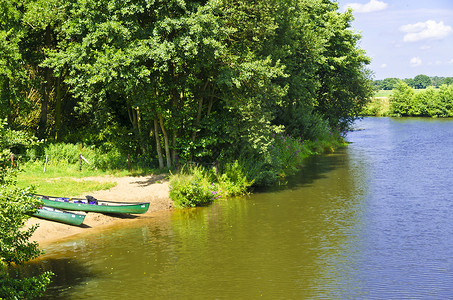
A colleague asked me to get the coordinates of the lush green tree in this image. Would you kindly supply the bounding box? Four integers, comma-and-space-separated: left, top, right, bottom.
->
3, 0, 373, 172
43, 0, 289, 165
0, 122, 53, 298
410, 86, 435, 116
312, 2, 373, 130
413, 74, 431, 89
435, 84, 453, 117
0, 0, 27, 126
390, 81, 414, 116
269, 0, 327, 140
381, 78, 399, 90
442, 77, 453, 85
390, 83, 453, 117
403, 78, 415, 88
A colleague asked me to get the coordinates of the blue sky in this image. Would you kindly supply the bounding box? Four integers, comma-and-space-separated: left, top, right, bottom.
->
336, 0, 453, 79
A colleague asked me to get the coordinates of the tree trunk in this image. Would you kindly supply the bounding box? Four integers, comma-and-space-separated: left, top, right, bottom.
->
207, 85, 216, 115
191, 97, 203, 143
38, 73, 51, 139
172, 132, 177, 166
38, 26, 53, 139
154, 119, 164, 169
128, 107, 138, 130
191, 81, 209, 143
170, 88, 181, 166
128, 107, 146, 154
159, 114, 172, 168
54, 77, 62, 141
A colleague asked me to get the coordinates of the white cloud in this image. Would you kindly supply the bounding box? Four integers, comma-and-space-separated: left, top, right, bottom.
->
380, 64, 387, 68
449, 59, 453, 64
345, 0, 388, 13
400, 20, 452, 42
410, 57, 422, 67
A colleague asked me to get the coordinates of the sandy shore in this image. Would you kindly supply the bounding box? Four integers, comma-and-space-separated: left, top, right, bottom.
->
27, 175, 173, 246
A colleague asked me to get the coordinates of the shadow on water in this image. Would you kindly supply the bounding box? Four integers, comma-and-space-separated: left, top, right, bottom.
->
254, 151, 347, 194
13, 258, 100, 299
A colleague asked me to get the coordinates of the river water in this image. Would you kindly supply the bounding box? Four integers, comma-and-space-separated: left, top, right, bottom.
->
34, 117, 453, 299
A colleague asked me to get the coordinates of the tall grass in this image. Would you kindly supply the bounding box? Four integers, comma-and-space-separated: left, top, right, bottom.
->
169, 162, 252, 208
16, 143, 132, 196
169, 130, 346, 208
361, 97, 391, 116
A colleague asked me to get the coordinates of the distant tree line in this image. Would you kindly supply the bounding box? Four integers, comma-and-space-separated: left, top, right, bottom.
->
375, 75, 453, 90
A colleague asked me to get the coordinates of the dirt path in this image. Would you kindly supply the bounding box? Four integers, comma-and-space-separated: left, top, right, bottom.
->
28, 175, 173, 246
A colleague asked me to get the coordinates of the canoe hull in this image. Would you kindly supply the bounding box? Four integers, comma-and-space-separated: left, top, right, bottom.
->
40, 197, 150, 214
33, 207, 86, 226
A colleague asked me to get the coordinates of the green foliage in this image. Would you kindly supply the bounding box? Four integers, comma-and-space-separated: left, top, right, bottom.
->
4, 0, 373, 178
380, 78, 400, 90
265, 128, 344, 182
390, 83, 453, 117
0, 120, 37, 186
169, 165, 222, 208
275, 103, 330, 141
216, 128, 345, 187
43, 143, 86, 164
0, 123, 53, 298
390, 81, 415, 116
268, 133, 312, 178
216, 160, 251, 197
413, 74, 431, 89
169, 161, 254, 208
313, 4, 374, 130
360, 97, 390, 116
1, 271, 53, 300
0, 189, 41, 266
436, 84, 453, 117
227, 149, 278, 187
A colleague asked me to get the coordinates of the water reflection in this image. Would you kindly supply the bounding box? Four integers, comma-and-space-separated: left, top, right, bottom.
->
33, 118, 453, 298
35, 151, 368, 299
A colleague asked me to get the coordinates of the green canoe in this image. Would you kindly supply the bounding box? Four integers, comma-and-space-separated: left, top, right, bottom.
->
36, 195, 150, 214
33, 206, 86, 226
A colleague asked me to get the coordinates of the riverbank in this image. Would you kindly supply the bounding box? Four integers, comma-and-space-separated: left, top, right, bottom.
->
28, 136, 345, 246
28, 175, 173, 246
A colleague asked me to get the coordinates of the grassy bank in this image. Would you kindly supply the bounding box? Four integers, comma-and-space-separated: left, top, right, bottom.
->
16, 133, 345, 206
16, 162, 120, 196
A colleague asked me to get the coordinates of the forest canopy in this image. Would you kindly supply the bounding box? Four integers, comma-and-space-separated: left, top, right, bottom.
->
0, 0, 373, 169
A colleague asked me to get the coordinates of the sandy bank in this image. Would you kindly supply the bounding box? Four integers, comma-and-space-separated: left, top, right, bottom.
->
27, 175, 173, 246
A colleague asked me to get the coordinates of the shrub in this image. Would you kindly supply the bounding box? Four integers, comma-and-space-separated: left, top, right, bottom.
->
390, 81, 414, 116
435, 84, 453, 117
169, 165, 222, 208
390, 83, 453, 117
217, 160, 252, 196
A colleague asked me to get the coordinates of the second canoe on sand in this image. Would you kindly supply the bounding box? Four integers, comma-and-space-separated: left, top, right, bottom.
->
33, 206, 86, 226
